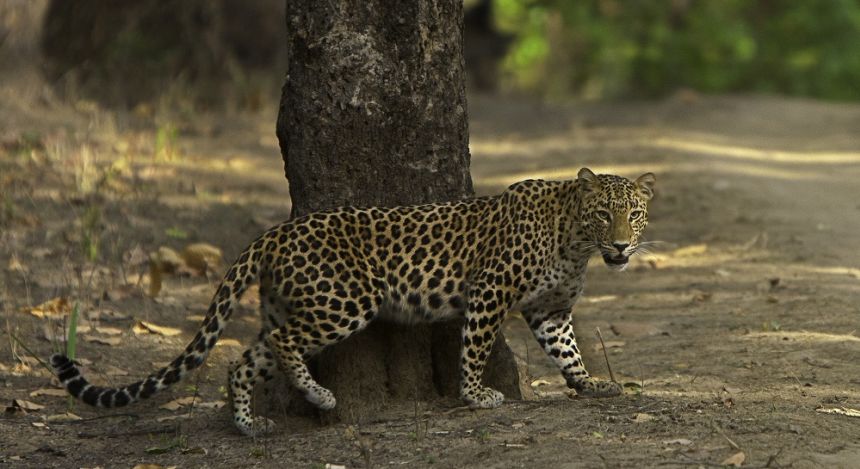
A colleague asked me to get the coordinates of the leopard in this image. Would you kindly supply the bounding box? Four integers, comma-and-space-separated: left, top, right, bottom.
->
51, 168, 656, 437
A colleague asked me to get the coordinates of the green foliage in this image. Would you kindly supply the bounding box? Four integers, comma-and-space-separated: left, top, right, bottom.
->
80, 205, 103, 262
495, 0, 860, 100
165, 226, 189, 239
66, 302, 80, 362
155, 123, 181, 161
67, 302, 81, 409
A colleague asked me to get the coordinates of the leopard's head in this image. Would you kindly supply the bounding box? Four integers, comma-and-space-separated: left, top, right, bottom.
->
576, 168, 656, 271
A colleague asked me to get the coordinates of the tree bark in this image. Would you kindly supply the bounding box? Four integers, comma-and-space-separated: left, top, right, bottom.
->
275, 0, 521, 423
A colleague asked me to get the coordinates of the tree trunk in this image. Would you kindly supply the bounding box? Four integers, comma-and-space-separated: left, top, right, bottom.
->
275, 0, 521, 423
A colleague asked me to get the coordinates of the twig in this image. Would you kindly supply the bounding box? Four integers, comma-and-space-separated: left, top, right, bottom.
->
437, 405, 472, 416
765, 445, 785, 468
657, 459, 725, 467
9, 332, 55, 377
77, 425, 176, 439
595, 327, 617, 383
715, 424, 741, 450
62, 413, 140, 424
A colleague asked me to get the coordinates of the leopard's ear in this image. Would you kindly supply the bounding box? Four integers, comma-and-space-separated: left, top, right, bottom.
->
577, 167, 601, 195
634, 172, 656, 201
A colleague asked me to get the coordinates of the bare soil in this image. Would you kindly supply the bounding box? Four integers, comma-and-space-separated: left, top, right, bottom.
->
2, 65, 860, 468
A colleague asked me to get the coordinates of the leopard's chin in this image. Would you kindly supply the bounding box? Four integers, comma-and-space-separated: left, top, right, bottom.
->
602, 253, 629, 271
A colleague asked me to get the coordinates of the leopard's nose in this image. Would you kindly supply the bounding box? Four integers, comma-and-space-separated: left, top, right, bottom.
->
612, 242, 629, 253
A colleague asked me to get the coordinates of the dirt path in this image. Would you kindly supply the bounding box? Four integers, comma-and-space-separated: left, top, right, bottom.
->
2, 86, 859, 468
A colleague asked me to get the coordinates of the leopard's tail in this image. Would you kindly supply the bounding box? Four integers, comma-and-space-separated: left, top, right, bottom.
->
50, 240, 264, 408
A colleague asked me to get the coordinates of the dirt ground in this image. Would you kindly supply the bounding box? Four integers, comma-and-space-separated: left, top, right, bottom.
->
2, 58, 860, 468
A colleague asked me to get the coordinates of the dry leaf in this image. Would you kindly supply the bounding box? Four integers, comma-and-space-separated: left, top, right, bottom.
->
46, 412, 82, 422
631, 412, 654, 423
151, 246, 184, 273
31, 247, 52, 258
592, 340, 625, 351
103, 284, 142, 302
721, 451, 746, 467
672, 244, 708, 257
29, 388, 69, 398
17, 356, 39, 366
530, 379, 551, 388
196, 400, 226, 409
22, 297, 71, 319
803, 356, 833, 369
13, 399, 45, 411
216, 338, 241, 347
181, 243, 223, 274
148, 260, 164, 297
662, 438, 693, 445
133, 320, 182, 336
83, 335, 122, 346
7, 255, 27, 273
41, 323, 65, 342
692, 291, 713, 302
159, 396, 197, 411
816, 407, 860, 418
156, 414, 191, 423
94, 326, 123, 336
9, 362, 33, 376
149, 246, 184, 296
123, 245, 150, 266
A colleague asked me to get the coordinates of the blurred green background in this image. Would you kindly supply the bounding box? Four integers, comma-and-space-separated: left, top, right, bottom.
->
494, 0, 860, 100
6, 0, 860, 106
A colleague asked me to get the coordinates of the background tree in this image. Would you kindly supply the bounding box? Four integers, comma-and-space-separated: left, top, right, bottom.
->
275, 0, 521, 422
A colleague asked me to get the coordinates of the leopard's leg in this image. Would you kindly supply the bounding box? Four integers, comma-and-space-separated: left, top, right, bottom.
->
523, 308, 621, 398
257, 274, 286, 341
225, 279, 289, 436
229, 341, 279, 436
459, 282, 509, 409
265, 296, 380, 411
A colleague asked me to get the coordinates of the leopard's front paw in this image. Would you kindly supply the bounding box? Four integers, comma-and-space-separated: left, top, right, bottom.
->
569, 377, 622, 398
305, 386, 336, 410
461, 386, 505, 409
236, 416, 277, 437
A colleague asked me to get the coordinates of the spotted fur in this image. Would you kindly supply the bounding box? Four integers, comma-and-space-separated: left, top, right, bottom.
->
51, 168, 655, 436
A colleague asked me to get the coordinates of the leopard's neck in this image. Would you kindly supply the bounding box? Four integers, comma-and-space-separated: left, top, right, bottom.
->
558, 180, 595, 260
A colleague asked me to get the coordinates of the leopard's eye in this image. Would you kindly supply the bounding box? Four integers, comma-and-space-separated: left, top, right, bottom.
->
596, 210, 612, 223
629, 210, 644, 221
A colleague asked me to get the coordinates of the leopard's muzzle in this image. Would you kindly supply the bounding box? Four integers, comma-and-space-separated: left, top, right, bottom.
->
602, 252, 629, 270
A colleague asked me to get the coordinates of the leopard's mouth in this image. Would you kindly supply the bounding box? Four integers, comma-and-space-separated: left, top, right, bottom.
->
602, 253, 629, 268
